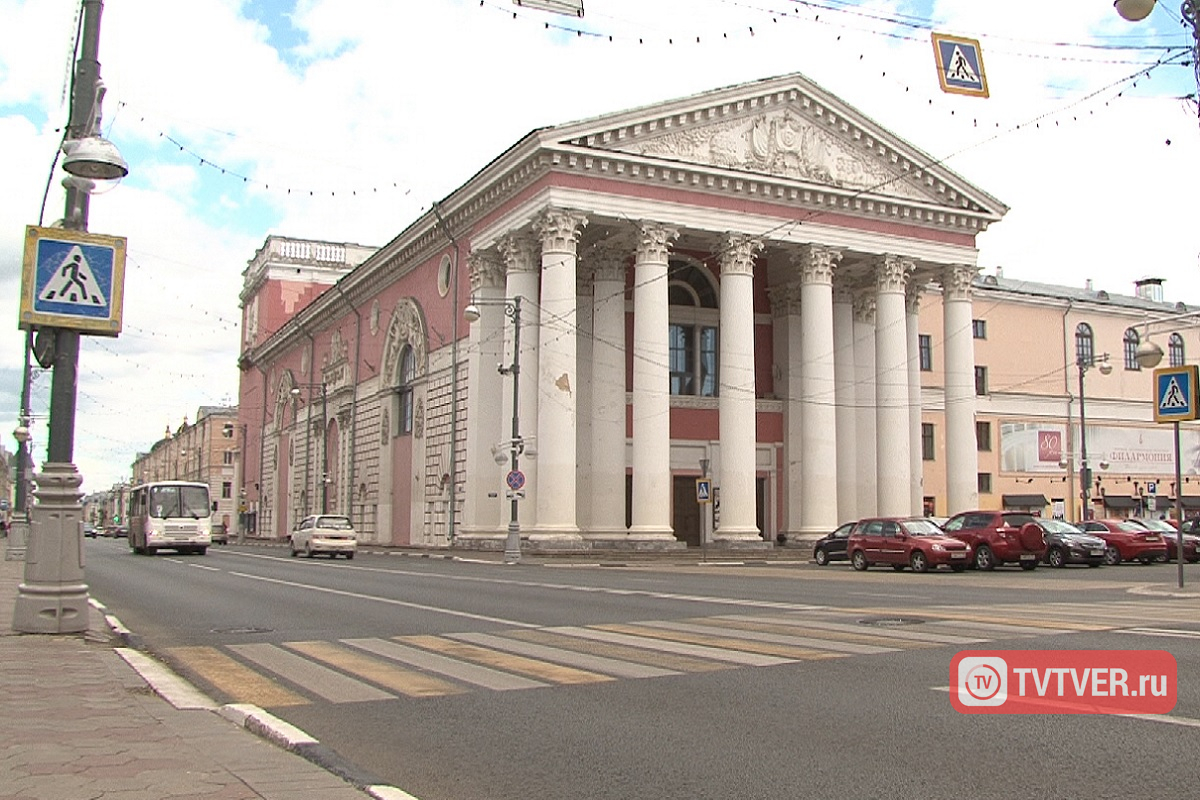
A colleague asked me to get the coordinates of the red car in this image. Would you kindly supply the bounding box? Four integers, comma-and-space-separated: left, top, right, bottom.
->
848, 517, 972, 573
1128, 518, 1200, 563
940, 510, 1047, 571
1080, 519, 1169, 565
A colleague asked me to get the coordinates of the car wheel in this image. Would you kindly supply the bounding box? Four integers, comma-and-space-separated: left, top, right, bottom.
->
974, 544, 996, 571
1139, 556, 1154, 565
196, 546, 207, 556
851, 550, 868, 571
1104, 546, 1122, 566
345, 552, 355, 560
910, 550, 929, 573
289, 538, 298, 557
306, 543, 315, 558
1047, 547, 1066, 568
1019, 560, 1038, 571
814, 548, 829, 566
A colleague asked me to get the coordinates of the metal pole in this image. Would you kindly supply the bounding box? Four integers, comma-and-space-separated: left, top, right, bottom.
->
14, 329, 33, 513
14, 0, 104, 634
1175, 421, 1185, 589
1078, 361, 1091, 522
304, 384, 312, 516
504, 297, 522, 564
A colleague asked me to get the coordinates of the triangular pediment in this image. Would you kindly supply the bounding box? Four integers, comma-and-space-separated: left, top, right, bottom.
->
543, 73, 1006, 217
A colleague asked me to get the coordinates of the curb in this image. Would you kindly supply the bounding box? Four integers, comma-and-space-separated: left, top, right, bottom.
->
1126, 583, 1200, 599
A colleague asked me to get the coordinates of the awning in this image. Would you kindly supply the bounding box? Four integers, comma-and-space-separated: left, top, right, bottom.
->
1002, 494, 1048, 508
1181, 497, 1200, 510
1102, 496, 1140, 509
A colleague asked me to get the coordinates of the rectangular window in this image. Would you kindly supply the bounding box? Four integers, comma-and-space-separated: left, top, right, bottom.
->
400, 388, 414, 435
976, 421, 992, 452
921, 423, 935, 461
972, 319, 987, 339
223, 451, 234, 465
669, 324, 695, 396
221, 481, 232, 499
918, 334, 932, 372
222, 423, 234, 438
669, 324, 719, 397
974, 366, 988, 396
978, 472, 993, 494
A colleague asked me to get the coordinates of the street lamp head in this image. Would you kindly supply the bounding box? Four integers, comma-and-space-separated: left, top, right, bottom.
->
290, 387, 301, 397
463, 304, 482, 323
61, 135, 128, 181
1114, 0, 1156, 21
1099, 460, 1111, 470
1098, 359, 1113, 376
13, 425, 30, 444
1135, 339, 1164, 369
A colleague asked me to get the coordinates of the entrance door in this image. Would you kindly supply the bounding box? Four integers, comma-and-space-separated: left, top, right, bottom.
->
672, 477, 701, 547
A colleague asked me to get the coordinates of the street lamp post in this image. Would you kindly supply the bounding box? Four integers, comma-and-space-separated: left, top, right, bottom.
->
1077, 353, 1112, 521
464, 296, 524, 564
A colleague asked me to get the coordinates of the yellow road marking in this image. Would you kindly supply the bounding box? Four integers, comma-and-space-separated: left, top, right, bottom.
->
593, 623, 842, 660
283, 641, 467, 698
165, 645, 308, 707
398, 635, 614, 685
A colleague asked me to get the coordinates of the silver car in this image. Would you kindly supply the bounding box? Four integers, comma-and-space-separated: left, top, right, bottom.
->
290, 514, 357, 559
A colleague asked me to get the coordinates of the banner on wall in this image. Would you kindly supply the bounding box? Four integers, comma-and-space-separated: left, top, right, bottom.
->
1000, 422, 1200, 477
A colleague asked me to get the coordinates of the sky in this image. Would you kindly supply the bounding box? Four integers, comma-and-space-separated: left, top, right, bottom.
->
1, 0, 1197, 495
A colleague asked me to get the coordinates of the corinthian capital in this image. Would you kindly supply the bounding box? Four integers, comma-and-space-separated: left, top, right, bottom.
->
719, 232, 764, 277
535, 208, 589, 253
853, 292, 876, 324
467, 249, 505, 292
635, 221, 679, 263
498, 232, 540, 275
588, 240, 630, 283
943, 264, 978, 301
875, 253, 914, 294
768, 282, 802, 318
792, 244, 843, 286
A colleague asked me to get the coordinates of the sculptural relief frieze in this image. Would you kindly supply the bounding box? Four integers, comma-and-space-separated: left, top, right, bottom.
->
608, 108, 933, 204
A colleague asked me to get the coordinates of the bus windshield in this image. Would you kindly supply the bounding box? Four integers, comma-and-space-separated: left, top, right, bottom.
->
149, 485, 211, 519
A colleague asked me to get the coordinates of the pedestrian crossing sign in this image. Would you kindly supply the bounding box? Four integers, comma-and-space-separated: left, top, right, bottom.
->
20, 225, 126, 335
931, 33, 989, 98
1154, 365, 1198, 423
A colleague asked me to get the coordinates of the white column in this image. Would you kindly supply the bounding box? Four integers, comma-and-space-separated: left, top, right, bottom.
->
944, 264, 979, 514
533, 208, 587, 539
630, 222, 677, 540
853, 293, 877, 517
715, 233, 763, 542
770, 283, 802, 538
874, 254, 913, 516
797, 246, 841, 537
575, 264, 594, 534
907, 286, 923, 515
498, 233, 541, 533
833, 286, 858, 525
459, 249, 506, 542
589, 245, 629, 539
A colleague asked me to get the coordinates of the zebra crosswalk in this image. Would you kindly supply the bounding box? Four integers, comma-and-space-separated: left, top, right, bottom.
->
162, 600, 1191, 708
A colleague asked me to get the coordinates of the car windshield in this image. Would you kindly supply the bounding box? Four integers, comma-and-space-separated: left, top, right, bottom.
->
1134, 519, 1175, 532
1114, 521, 1151, 533
1037, 519, 1084, 534
903, 519, 944, 536
317, 516, 353, 530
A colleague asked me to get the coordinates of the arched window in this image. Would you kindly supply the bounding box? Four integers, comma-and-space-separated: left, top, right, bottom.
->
1074, 322, 1094, 367
1169, 333, 1185, 368
398, 345, 415, 434
1124, 328, 1140, 371
668, 261, 720, 397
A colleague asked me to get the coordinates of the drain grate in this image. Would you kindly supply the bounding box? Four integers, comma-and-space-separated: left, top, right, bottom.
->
857, 616, 926, 627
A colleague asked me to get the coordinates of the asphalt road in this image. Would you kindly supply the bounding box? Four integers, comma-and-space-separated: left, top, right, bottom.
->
83, 539, 1200, 800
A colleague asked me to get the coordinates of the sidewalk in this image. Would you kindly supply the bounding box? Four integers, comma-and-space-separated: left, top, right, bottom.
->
0, 553, 391, 800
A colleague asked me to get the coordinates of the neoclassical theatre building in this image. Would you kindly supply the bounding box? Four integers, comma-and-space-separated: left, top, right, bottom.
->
236, 72, 1008, 550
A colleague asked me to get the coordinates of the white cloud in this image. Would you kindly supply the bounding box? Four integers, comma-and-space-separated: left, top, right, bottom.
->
2, 0, 1196, 493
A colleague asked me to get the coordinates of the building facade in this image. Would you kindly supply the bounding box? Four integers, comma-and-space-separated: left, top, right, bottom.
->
236, 73, 1017, 550
130, 406, 240, 533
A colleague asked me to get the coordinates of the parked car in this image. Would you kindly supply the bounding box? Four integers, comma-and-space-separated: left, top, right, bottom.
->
940, 510, 1046, 570
290, 514, 357, 559
812, 522, 855, 566
1022, 518, 1106, 568
83, 523, 98, 538
210, 524, 229, 545
1079, 519, 1168, 565
1128, 518, 1200, 563
847, 517, 972, 573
